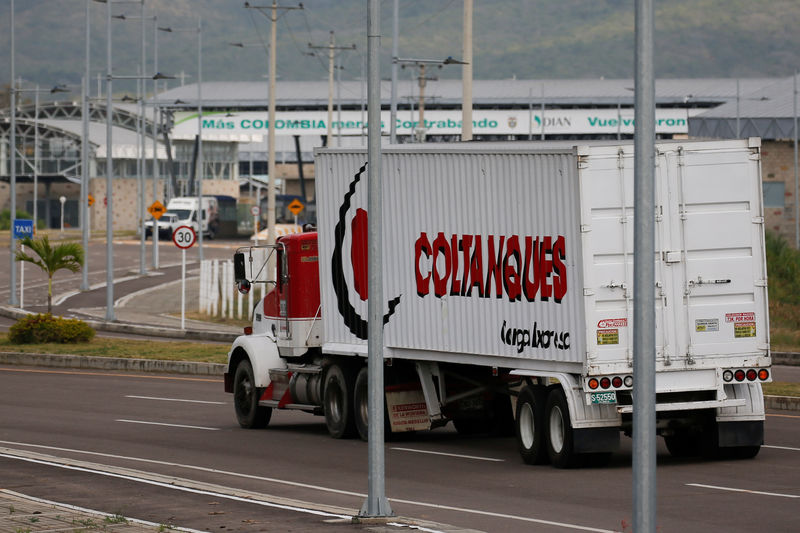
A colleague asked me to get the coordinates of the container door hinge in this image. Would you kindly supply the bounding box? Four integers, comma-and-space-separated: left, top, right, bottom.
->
583, 288, 595, 296
580, 224, 591, 233
752, 216, 764, 224
754, 279, 768, 287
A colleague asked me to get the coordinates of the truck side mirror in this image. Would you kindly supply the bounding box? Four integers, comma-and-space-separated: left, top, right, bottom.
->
234, 252, 247, 282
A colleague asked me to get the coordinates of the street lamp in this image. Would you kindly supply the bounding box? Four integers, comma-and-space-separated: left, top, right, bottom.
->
8, 0, 17, 306
159, 20, 204, 261
14, 83, 70, 231
114, 6, 157, 276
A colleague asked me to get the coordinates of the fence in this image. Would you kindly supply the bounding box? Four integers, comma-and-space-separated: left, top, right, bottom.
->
198, 248, 274, 320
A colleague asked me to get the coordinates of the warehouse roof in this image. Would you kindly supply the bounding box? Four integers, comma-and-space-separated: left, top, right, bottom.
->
154, 77, 779, 109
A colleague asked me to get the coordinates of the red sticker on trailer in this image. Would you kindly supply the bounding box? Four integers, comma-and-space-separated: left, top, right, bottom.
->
726, 312, 755, 323
597, 318, 628, 329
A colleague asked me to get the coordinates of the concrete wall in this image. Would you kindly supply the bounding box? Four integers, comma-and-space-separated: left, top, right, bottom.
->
761, 140, 799, 246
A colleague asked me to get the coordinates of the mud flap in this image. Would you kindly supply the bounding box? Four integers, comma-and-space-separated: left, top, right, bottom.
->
573, 427, 620, 454
718, 420, 763, 448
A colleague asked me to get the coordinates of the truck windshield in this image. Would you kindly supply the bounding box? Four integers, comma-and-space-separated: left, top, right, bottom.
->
166, 209, 192, 220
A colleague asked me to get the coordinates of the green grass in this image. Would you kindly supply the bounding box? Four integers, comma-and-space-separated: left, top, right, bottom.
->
765, 231, 800, 353
762, 382, 800, 397
0, 335, 228, 364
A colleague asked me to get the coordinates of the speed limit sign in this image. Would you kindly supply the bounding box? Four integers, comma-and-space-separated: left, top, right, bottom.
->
172, 225, 197, 249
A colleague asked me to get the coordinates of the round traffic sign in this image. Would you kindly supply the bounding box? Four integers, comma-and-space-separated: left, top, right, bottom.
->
250, 205, 260, 217
172, 225, 197, 249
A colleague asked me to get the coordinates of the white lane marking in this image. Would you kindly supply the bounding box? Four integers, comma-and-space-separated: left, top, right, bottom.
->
125, 395, 226, 405
764, 444, 800, 452
687, 483, 800, 499
0, 453, 354, 522
115, 419, 220, 431
0, 441, 613, 532
0, 489, 205, 533
391, 447, 504, 462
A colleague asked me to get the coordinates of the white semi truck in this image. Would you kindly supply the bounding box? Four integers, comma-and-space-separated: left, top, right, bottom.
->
225, 139, 771, 467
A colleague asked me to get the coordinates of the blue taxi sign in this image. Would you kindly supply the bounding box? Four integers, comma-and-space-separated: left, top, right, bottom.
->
13, 219, 34, 240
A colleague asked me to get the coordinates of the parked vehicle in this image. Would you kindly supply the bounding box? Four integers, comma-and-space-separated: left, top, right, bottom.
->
145, 196, 219, 239
225, 139, 770, 467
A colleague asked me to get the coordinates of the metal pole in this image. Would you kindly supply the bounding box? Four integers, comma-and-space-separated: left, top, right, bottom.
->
9, 0, 18, 306
633, 0, 656, 531
326, 31, 334, 142
81, 0, 90, 291
461, 0, 473, 141
138, 0, 147, 275
152, 14, 159, 269
360, 0, 392, 518
33, 88, 39, 233
336, 52, 342, 147
418, 64, 425, 142
389, 0, 398, 144
105, 0, 115, 321
540, 85, 545, 140
794, 72, 798, 249
267, 1, 277, 262
196, 17, 204, 262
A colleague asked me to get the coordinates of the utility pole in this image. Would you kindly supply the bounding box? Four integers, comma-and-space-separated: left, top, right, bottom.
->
397, 57, 464, 142
244, 1, 303, 265
309, 31, 356, 144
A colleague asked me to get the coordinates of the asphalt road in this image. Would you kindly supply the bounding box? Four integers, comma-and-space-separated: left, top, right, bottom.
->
1, 366, 798, 533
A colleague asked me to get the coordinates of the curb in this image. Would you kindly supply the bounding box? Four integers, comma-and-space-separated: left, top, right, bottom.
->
764, 395, 800, 411
0, 352, 226, 376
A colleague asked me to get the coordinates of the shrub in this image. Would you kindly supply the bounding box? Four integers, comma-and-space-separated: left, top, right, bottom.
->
8, 314, 95, 344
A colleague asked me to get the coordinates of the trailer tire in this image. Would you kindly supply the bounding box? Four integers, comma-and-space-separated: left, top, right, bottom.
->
515, 386, 548, 465
664, 431, 701, 458
324, 363, 357, 439
545, 387, 578, 468
233, 360, 271, 429
354, 366, 369, 441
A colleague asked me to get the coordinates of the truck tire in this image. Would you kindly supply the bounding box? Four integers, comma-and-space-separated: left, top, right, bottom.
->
515, 386, 548, 465
354, 366, 369, 441
664, 431, 701, 458
354, 366, 395, 442
233, 360, 272, 429
324, 363, 357, 439
545, 387, 578, 468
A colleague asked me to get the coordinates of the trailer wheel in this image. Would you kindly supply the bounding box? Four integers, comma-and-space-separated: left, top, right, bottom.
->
354, 366, 369, 441
233, 360, 271, 429
515, 386, 548, 465
664, 431, 700, 458
545, 387, 577, 468
324, 363, 357, 439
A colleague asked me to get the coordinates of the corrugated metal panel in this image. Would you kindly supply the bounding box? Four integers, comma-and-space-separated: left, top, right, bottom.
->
316, 145, 587, 367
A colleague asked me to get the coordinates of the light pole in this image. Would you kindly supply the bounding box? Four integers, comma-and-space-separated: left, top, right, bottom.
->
159, 19, 203, 261
8, 0, 17, 306
113, 5, 155, 275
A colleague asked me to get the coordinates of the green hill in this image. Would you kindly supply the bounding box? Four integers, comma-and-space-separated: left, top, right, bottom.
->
1, 0, 799, 93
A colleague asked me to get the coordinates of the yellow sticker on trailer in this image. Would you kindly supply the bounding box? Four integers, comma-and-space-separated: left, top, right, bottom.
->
734, 321, 756, 338
597, 329, 619, 345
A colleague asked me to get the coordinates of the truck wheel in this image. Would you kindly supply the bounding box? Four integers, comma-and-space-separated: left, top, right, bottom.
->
515, 386, 548, 465
324, 363, 357, 439
354, 366, 369, 441
353, 366, 395, 442
233, 360, 271, 429
545, 387, 577, 468
664, 431, 700, 458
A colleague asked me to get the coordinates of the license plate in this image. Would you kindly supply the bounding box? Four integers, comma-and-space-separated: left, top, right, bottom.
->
590, 391, 617, 404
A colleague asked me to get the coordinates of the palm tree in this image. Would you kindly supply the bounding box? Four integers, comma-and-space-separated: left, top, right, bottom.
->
15, 235, 85, 314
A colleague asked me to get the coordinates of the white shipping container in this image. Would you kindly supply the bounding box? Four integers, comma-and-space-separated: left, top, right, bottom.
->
315, 139, 769, 378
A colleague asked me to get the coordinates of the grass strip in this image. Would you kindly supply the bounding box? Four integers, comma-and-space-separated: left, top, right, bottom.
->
0, 335, 228, 364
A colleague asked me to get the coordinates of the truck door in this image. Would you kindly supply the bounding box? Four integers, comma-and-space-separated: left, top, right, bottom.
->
658, 142, 768, 367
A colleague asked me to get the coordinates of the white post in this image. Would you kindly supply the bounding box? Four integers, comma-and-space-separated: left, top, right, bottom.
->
181, 248, 186, 330
19, 244, 24, 309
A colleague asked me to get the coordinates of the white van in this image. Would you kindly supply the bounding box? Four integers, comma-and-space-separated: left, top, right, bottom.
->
145, 196, 219, 239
